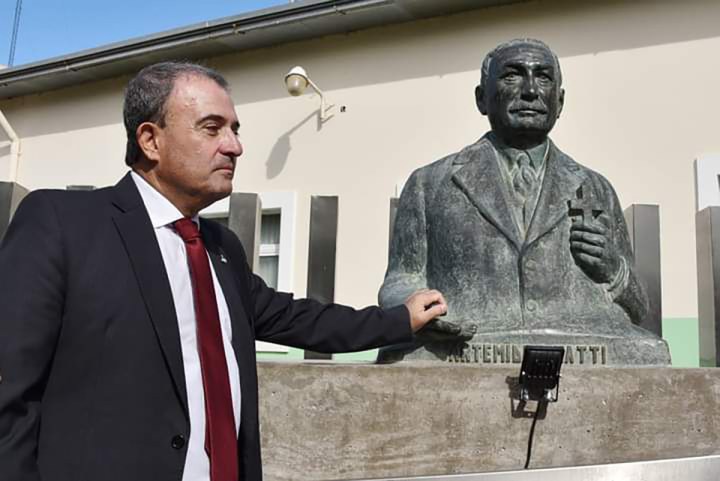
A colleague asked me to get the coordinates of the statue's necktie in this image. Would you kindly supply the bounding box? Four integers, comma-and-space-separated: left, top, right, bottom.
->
174, 218, 238, 481
512, 151, 536, 230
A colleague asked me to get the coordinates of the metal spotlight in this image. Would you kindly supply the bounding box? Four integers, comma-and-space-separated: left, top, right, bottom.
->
519, 345, 565, 403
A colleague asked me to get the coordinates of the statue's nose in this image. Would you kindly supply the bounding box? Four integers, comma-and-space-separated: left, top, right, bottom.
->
521, 78, 539, 100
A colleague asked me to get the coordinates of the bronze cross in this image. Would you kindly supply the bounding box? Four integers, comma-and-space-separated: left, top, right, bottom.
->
568, 186, 603, 221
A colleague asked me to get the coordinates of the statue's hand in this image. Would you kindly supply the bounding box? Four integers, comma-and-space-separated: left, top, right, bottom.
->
569, 213, 621, 284
417, 319, 477, 343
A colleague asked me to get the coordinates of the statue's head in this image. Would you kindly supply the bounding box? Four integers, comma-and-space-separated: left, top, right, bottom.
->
475, 39, 565, 148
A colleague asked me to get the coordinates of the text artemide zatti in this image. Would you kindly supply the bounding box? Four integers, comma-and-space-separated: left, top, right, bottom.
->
447, 344, 608, 365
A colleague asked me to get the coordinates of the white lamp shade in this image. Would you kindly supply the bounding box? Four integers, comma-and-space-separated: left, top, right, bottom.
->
285, 66, 309, 96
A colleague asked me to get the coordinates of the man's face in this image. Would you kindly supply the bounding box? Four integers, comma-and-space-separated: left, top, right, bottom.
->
477, 44, 564, 146
147, 74, 242, 214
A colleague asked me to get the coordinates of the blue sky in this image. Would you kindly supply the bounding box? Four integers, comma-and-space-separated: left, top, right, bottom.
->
0, 0, 287, 67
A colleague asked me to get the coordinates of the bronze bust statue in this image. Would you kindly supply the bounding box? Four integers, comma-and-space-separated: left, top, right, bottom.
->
379, 39, 669, 365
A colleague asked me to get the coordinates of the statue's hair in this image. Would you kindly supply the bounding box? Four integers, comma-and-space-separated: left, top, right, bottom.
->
479, 38, 562, 93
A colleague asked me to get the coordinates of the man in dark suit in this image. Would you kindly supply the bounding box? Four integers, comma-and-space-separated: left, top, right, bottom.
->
379, 39, 669, 364
0, 62, 447, 481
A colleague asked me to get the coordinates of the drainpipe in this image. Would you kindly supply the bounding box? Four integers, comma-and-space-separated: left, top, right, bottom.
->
0, 109, 19, 183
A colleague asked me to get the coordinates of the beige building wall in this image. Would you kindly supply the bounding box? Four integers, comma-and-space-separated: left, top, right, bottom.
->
0, 0, 715, 318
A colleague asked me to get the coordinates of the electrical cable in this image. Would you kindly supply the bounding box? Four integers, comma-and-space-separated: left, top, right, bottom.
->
523, 399, 545, 469
8, 0, 23, 67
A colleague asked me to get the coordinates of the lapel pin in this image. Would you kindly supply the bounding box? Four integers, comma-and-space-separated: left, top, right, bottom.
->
220, 254, 228, 264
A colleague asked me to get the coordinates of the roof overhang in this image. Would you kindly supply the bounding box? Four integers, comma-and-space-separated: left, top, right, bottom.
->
0, 0, 523, 100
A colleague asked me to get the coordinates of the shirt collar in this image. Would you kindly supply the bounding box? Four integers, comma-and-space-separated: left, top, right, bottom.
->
130, 171, 199, 229
488, 132, 549, 172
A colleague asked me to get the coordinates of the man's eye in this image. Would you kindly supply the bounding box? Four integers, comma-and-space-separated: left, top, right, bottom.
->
204, 125, 220, 135
502, 72, 520, 81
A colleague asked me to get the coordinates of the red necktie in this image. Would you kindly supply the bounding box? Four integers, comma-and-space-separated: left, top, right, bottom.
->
174, 218, 238, 481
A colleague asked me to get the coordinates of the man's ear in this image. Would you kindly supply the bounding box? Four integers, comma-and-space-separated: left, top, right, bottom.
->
136, 122, 162, 163
475, 85, 488, 115
556, 88, 565, 118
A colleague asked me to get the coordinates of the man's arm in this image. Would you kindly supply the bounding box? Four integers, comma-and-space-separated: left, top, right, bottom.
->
0, 192, 65, 481
216, 213, 446, 352
247, 270, 446, 353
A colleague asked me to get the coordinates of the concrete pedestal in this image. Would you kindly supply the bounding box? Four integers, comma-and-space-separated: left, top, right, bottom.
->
257, 362, 720, 480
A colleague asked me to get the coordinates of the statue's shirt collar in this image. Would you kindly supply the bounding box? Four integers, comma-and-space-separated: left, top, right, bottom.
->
486, 132, 549, 174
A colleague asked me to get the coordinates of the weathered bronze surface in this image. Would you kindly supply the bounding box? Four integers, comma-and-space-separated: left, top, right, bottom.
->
379, 39, 669, 365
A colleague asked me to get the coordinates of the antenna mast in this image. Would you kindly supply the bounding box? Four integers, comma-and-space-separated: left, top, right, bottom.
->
8, 0, 23, 67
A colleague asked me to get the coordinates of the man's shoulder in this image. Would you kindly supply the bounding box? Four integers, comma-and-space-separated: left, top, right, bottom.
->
9, 188, 125, 251
6, 187, 117, 247
17, 186, 113, 215
29, 187, 113, 211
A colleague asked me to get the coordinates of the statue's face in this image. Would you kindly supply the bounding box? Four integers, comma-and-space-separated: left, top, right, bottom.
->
478, 44, 564, 146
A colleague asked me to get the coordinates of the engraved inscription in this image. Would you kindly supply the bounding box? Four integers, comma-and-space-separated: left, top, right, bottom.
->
447, 343, 608, 365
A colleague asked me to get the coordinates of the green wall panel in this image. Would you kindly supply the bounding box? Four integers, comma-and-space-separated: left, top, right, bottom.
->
662, 317, 699, 368
256, 347, 304, 360
256, 347, 378, 361
333, 348, 378, 362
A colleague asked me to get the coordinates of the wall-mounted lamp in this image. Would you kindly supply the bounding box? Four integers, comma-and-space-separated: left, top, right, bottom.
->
285, 66, 333, 122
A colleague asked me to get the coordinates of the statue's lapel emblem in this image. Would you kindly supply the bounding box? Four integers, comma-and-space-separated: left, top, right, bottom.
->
525, 143, 586, 248
451, 140, 523, 251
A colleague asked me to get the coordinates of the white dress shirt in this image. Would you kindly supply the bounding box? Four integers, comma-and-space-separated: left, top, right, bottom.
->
131, 172, 241, 481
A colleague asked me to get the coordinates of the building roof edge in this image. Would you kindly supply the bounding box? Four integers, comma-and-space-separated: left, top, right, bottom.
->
0, 0, 521, 100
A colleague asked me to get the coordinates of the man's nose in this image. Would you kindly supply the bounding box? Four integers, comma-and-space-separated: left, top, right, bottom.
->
520, 77, 539, 100
221, 131, 243, 157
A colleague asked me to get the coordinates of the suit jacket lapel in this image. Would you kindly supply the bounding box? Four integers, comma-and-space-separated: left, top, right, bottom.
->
110, 173, 189, 418
201, 221, 255, 393
202, 225, 263, 472
525, 141, 587, 248
451, 138, 523, 251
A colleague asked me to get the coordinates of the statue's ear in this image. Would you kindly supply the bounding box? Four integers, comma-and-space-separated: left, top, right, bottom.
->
557, 88, 565, 118
475, 85, 488, 115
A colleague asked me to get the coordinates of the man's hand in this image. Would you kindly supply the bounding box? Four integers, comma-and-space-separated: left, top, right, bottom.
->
404, 289, 448, 333
569, 213, 621, 284
403, 289, 477, 342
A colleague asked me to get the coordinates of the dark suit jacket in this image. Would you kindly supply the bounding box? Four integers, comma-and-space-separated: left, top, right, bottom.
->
380, 135, 649, 338
0, 173, 411, 481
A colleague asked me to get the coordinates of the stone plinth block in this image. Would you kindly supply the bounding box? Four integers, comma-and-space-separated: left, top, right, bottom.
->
257, 362, 720, 481
382, 330, 670, 365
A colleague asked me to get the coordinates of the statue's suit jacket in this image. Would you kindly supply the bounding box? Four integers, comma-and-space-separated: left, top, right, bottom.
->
380, 135, 648, 337
0, 173, 411, 481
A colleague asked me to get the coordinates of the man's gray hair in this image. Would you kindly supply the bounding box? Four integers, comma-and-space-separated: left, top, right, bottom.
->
479, 38, 562, 93
123, 61, 230, 166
